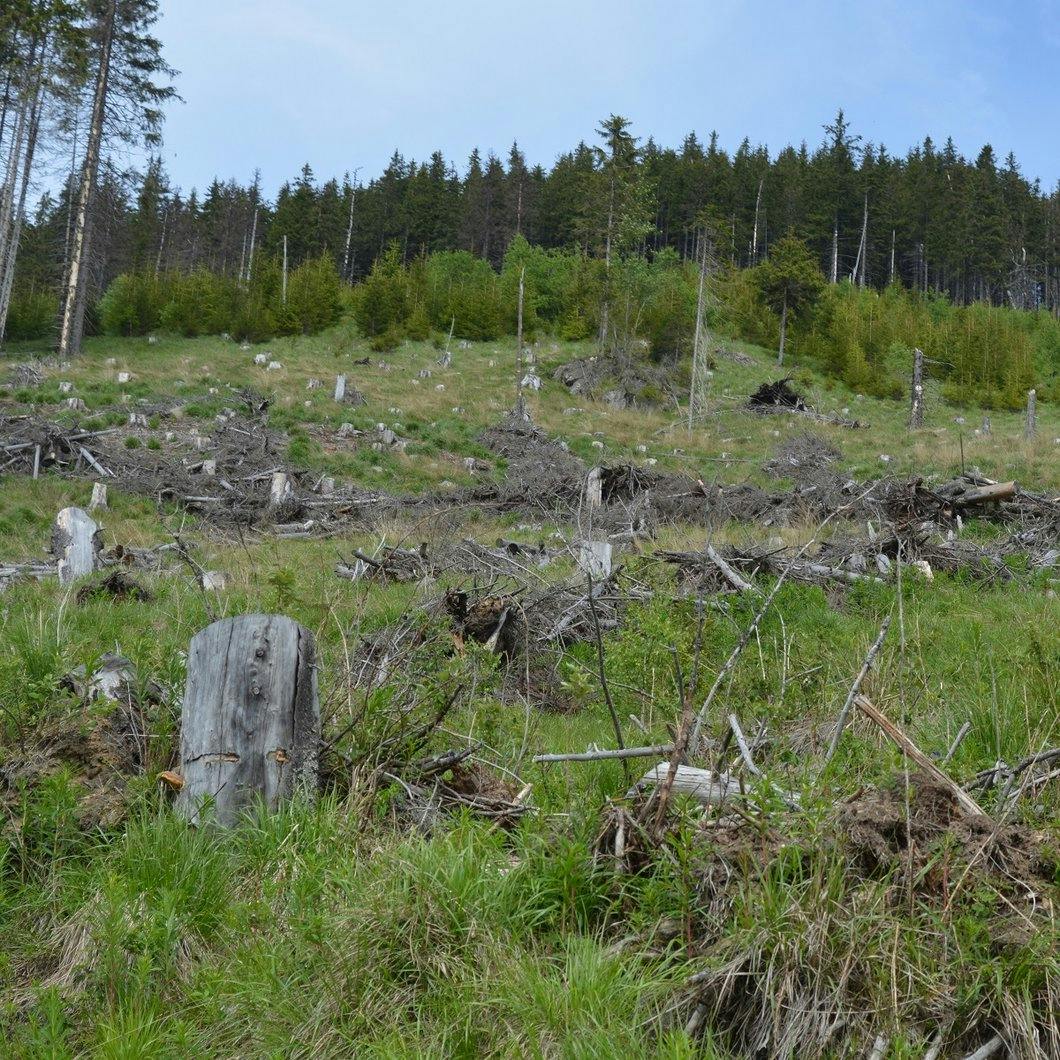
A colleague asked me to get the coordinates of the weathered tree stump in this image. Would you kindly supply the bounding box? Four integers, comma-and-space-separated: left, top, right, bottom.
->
53, 507, 100, 584
577, 540, 613, 580
269, 471, 292, 506
175, 615, 319, 826
585, 466, 603, 509
909, 346, 924, 429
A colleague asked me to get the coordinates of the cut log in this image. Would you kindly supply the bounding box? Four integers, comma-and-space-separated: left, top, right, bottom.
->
953, 481, 1015, 508
706, 545, 755, 593
53, 507, 100, 584
854, 695, 986, 817
633, 762, 740, 806
176, 615, 319, 827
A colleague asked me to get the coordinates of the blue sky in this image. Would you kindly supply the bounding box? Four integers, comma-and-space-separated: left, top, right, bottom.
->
153, 0, 1060, 194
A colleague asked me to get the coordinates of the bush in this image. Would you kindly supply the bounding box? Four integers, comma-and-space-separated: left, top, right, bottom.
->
159, 270, 237, 337
405, 304, 431, 341
352, 244, 409, 337
369, 326, 403, 353
4, 288, 55, 340
280, 254, 342, 335
424, 251, 502, 339
99, 273, 165, 336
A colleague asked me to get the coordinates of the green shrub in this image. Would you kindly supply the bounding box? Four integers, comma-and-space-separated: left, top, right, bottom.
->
99, 273, 165, 336
4, 288, 55, 340
352, 244, 410, 337
370, 326, 403, 352
280, 254, 342, 335
160, 270, 236, 337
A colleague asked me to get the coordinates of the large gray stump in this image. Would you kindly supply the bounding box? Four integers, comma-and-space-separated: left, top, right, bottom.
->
176, 615, 319, 826
53, 507, 100, 584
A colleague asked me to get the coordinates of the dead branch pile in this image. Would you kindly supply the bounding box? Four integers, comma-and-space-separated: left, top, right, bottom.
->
748, 377, 865, 428
552, 354, 677, 409
0, 412, 388, 531
748, 377, 806, 410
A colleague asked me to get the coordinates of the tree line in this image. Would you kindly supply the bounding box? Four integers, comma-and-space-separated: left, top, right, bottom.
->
1, 0, 174, 353
2, 4, 1059, 392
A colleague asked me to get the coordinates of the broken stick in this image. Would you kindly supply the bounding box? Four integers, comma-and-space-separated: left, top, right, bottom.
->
854, 695, 986, 818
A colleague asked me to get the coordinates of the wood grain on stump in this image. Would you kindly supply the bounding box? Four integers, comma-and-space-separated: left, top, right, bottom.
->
176, 614, 319, 826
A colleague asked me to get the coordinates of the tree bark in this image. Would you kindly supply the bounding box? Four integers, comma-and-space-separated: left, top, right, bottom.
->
58, 0, 116, 359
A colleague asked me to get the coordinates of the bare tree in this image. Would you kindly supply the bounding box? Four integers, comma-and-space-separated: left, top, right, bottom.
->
57, 0, 116, 359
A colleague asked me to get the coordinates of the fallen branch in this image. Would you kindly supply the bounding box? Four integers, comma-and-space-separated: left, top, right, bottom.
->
822, 615, 892, 766
854, 695, 987, 818
706, 545, 756, 593
534, 743, 674, 764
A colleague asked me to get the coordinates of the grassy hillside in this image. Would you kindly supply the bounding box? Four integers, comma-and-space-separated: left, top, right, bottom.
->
0, 326, 1057, 1058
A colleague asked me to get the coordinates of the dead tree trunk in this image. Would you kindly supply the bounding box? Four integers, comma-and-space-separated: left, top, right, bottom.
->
909, 347, 924, 428
281, 234, 288, 305
514, 265, 525, 408
342, 182, 356, 280
856, 192, 868, 288
53, 506, 100, 584
777, 291, 788, 366
0, 62, 45, 341
585, 466, 603, 509
751, 178, 764, 263
830, 216, 839, 284
688, 235, 710, 426
245, 207, 258, 283
58, 0, 115, 358
175, 615, 319, 827
577, 540, 612, 580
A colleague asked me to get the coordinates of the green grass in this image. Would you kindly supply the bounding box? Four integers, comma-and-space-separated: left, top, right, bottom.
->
0, 325, 1057, 1056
